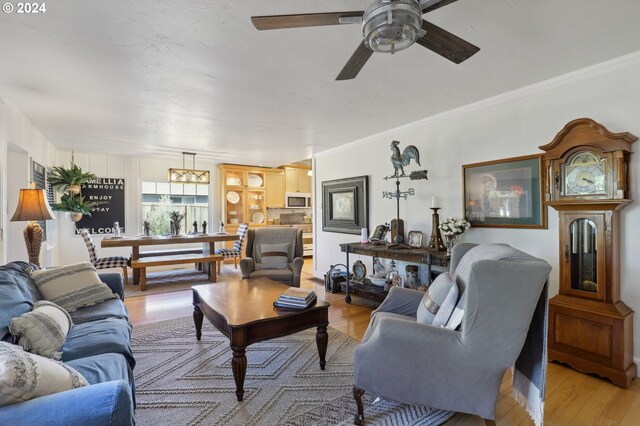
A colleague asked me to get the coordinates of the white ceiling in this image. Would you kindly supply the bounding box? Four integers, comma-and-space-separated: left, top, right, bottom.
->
1, 0, 640, 166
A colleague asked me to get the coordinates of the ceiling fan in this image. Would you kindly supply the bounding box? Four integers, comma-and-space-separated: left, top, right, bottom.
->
251, 0, 480, 81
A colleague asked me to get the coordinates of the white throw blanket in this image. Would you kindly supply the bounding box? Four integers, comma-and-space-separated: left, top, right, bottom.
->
512, 281, 548, 426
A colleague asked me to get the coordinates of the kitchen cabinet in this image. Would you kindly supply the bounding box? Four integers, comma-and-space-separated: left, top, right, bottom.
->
284, 167, 311, 193
219, 165, 267, 227
266, 170, 285, 208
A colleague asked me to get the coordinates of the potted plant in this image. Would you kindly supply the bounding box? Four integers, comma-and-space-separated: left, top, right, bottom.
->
53, 194, 96, 222
48, 164, 97, 194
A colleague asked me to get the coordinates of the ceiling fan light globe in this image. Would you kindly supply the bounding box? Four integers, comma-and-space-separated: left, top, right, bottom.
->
362, 0, 422, 53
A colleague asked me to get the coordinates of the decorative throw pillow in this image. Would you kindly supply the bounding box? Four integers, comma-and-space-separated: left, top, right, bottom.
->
30, 262, 117, 313
445, 305, 464, 330
416, 272, 458, 327
9, 301, 72, 360
259, 243, 289, 269
0, 341, 88, 407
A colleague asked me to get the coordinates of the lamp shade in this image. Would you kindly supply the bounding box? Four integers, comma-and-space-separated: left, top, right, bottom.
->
11, 188, 55, 222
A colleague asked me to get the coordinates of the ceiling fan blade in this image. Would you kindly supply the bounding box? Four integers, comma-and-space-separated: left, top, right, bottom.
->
336, 42, 374, 81
252, 11, 363, 31
420, 0, 459, 13
416, 21, 480, 64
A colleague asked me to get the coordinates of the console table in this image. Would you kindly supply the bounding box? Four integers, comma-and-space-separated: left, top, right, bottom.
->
339, 242, 449, 304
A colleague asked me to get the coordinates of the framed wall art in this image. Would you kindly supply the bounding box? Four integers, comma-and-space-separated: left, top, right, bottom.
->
322, 175, 368, 235
462, 154, 547, 229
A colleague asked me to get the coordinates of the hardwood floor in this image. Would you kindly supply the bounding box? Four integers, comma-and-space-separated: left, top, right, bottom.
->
124, 262, 640, 425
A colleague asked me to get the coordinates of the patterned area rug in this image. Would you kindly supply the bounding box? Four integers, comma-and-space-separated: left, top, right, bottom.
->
132, 317, 454, 425
124, 267, 243, 298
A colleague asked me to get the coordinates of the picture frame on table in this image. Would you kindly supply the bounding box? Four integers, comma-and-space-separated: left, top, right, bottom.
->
462, 154, 547, 229
322, 176, 369, 235
369, 223, 389, 242
391, 274, 405, 288
407, 230, 423, 248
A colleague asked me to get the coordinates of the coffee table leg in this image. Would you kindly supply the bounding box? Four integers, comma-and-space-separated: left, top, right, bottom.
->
316, 324, 328, 370
231, 347, 247, 401
193, 306, 203, 341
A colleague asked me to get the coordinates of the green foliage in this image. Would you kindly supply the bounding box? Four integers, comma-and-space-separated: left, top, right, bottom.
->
146, 195, 172, 235
53, 194, 96, 216
49, 164, 97, 191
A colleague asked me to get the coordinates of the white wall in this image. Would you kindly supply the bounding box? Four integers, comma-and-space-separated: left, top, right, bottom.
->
313, 52, 640, 362
0, 97, 58, 266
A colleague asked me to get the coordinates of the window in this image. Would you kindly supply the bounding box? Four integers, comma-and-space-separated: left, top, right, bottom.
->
141, 182, 209, 234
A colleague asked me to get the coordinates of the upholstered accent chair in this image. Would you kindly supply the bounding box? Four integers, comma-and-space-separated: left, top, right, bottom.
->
239, 227, 304, 287
352, 243, 552, 425
214, 223, 249, 273
80, 228, 130, 286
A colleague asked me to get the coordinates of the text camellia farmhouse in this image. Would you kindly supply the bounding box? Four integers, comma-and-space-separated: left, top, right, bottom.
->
75, 178, 126, 235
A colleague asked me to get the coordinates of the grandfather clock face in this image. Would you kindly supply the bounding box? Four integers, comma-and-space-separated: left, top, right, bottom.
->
561, 151, 606, 196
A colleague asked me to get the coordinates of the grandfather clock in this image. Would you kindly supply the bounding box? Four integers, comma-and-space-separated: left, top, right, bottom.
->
539, 118, 636, 387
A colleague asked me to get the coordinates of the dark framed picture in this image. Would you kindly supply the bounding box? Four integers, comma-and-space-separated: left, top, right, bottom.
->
462, 154, 547, 229
322, 176, 368, 235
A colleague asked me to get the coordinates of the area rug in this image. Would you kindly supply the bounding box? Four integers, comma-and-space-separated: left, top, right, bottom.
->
132, 316, 454, 426
124, 267, 243, 297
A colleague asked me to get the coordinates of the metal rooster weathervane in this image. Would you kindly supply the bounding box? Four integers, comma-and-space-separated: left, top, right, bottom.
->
383, 141, 429, 245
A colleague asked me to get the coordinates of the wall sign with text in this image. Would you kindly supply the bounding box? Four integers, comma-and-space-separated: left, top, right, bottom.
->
75, 178, 126, 235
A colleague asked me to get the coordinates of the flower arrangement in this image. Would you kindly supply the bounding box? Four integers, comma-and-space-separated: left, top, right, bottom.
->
439, 218, 471, 236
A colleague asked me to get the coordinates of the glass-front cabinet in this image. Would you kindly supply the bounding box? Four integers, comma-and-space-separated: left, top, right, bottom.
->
220, 165, 267, 227
560, 213, 606, 300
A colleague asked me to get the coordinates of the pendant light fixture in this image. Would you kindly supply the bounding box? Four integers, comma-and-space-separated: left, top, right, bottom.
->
168, 152, 210, 184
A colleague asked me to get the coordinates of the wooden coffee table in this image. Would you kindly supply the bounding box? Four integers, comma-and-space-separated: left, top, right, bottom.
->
192, 278, 330, 401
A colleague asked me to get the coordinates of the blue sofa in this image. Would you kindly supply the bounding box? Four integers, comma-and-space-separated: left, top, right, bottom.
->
0, 261, 135, 426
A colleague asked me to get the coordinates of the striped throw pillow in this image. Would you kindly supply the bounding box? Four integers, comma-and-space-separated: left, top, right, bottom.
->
416, 272, 458, 327
0, 342, 88, 407
259, 243, 289, 269
9, 301, 72, 360
30, 262, 117, 312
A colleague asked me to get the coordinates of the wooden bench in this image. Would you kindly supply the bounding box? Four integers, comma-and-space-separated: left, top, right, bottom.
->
131, 253, 224, 291
138, 248, 204, 258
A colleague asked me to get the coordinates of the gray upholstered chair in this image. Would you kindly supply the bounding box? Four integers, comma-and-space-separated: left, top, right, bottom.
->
239, 227, 304, 287
353, 243, 552, 425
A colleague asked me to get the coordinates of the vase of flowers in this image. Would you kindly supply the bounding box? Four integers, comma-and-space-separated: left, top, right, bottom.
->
439, 218, 471, 254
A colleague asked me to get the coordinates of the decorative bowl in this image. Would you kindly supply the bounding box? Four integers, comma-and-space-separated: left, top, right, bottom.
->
368, 275, 386, 287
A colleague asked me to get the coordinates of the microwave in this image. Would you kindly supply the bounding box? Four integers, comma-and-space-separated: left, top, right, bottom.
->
285, 192, 311, 208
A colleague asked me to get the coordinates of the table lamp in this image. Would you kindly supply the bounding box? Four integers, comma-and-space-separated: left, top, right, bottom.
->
10, 182, 55, 267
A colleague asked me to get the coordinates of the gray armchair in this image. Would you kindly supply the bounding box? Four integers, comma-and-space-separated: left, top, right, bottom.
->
353, 243, 552, 424
239, 227, 304, 287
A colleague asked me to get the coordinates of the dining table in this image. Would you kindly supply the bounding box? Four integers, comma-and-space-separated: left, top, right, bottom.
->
101, 233, 239, 285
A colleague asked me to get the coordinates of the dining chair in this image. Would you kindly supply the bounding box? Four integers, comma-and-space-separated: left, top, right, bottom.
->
80, 228, 130, 285
215, 223, 249, 273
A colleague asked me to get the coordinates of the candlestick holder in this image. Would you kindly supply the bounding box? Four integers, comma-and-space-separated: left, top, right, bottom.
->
427, 207, 446, 252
